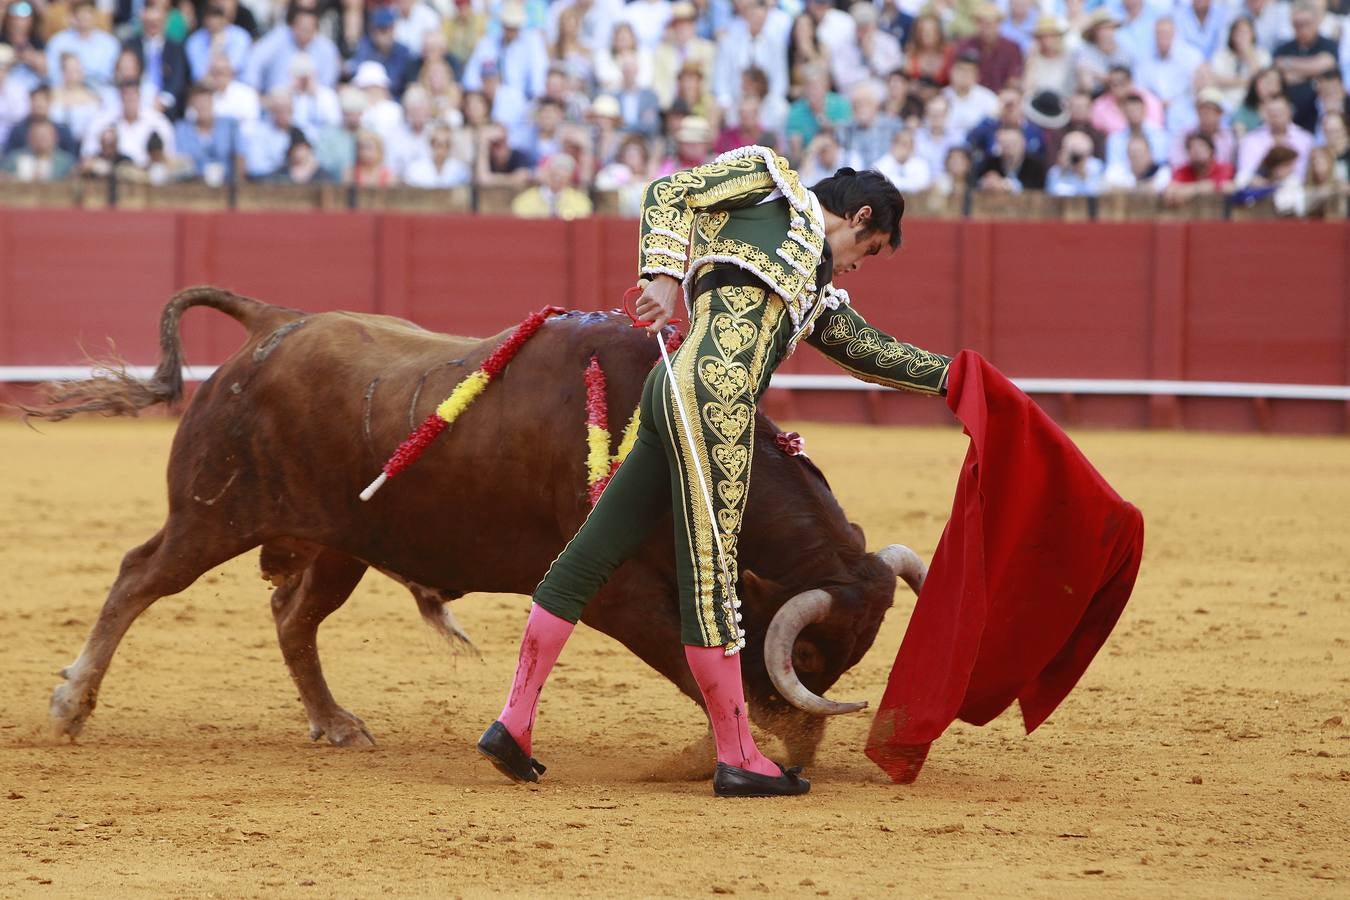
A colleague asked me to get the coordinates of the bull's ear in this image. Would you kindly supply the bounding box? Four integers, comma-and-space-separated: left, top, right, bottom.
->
739, 569, 784, 609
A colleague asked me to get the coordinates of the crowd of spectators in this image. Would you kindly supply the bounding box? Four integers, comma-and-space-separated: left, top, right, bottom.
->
1, 0, 1347, 217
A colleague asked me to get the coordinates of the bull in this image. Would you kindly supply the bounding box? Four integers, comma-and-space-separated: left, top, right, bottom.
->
29, 287, 926, 765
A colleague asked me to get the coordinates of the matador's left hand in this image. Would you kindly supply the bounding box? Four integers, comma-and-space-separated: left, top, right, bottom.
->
635, 275, 680, 334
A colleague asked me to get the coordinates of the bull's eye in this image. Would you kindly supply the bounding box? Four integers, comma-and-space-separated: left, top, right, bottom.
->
790, 641, 826, 675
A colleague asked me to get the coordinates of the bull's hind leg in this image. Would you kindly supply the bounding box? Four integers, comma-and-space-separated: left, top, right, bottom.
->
269, 546, 375, 747
51, 525, 256, 739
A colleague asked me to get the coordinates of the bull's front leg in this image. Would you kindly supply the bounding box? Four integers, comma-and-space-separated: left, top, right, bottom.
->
268, 545, 375, 747
749, 703, 827, 767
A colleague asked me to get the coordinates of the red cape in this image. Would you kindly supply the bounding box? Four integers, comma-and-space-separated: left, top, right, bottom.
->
865, 351, 1145, 783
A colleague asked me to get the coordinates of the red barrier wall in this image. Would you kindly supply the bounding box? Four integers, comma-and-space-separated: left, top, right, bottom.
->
2, 209, 1347, 432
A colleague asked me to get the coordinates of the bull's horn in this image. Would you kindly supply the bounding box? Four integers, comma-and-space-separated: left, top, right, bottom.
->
764, 589, 868, 716
877, 544, 927, 596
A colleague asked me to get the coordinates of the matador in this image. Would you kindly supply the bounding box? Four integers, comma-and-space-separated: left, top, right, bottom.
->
479, 146, 952, 797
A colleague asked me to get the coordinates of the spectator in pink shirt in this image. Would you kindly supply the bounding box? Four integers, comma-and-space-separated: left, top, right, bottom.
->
1235, 94, 1314, 184
1090, 64, 1164, 134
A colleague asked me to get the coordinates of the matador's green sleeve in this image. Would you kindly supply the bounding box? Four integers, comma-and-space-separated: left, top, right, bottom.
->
637, 151, 786, 281
805, 303, 952, 396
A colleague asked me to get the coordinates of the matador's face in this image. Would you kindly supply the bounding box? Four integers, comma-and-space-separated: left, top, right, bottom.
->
825, 207, 891, 276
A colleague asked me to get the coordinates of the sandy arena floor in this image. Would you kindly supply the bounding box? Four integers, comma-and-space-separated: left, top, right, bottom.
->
0, 418, 1346, 898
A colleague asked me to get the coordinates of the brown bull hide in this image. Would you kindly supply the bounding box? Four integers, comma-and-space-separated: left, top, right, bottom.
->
37, 287, 902, 764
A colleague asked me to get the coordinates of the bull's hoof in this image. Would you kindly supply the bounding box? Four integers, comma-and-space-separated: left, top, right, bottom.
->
50, 682, 95, 740
308, 710, 376, 748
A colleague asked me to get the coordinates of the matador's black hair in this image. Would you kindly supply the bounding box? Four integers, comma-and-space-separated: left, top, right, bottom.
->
809, 167, 906, 250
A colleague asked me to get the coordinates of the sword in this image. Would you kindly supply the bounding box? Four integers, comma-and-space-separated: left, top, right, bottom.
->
624, 286, 743, 655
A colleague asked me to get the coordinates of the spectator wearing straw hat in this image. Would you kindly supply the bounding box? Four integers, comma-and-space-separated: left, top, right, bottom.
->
1075, 9, 1134, 96
1168, 87, 1235, 167
651, 2, 714, 108
1024, 15, 1075, 100
953, 2, 1023, 92
657, 113, 713, 174
830, 2, 902, 94
510, 151, 592, 217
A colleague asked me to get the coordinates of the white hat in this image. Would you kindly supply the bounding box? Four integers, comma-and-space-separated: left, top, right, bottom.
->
590, 94, 621, 119
499, 2, 526, 28
352, 60, 391, 90
674, 116, 712, 144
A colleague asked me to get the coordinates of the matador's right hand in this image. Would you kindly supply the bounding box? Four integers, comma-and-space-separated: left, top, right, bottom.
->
635, 275, 680, 334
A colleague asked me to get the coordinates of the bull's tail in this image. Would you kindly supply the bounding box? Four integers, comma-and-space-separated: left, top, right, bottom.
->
21, 286, 301, 423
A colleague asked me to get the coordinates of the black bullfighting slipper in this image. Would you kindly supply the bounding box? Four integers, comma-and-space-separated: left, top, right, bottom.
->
713, 762, 811, 798
477, 721, 547, 784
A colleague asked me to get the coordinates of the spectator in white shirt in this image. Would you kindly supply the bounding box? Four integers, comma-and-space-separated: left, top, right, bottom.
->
622, 0, 673, 50
80, 78, 174, 166
915, 93, 963, 173
404, 122, 470, 187
287, 53, 339, 142
943, 50, 1000, 138
874, 128, 933, 191
204, 51, 260, 123
462, 2, 549, 99
712, 0, 790, 113
353, 60, 403, 142
805, 0, 857, 60
385, 84, 438, 178
393, 0, 442, 59
831, 2, 904, 94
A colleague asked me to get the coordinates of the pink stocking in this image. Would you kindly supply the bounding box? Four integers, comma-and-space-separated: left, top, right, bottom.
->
684, 645, 779, 777
498, 604, 575, 755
